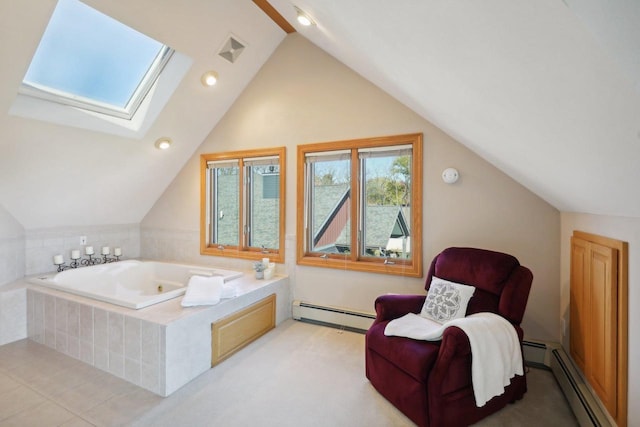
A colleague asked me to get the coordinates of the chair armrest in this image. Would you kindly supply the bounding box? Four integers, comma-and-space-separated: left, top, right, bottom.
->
438, 326, 472, 358
434, 322, 524, 370
427, 326, 472, 398
429, 322, 525, 398
373, 294, 426, 322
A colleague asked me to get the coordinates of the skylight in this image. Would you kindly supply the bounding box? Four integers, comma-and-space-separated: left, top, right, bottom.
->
21, 0, 174, 120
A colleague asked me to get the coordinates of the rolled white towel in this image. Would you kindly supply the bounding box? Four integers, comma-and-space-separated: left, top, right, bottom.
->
181, 275, 224, 307
220, 282, 238, 299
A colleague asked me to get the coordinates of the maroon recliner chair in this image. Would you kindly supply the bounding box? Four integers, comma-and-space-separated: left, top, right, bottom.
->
365, 247, 533, 427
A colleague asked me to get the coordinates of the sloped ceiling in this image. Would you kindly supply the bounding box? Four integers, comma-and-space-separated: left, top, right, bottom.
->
270, 0, 640, 217
1, 0, 639, 230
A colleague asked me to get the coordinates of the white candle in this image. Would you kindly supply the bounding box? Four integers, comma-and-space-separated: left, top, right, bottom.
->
71, 250, 80, 260
53, 254, 64, 265
85, 246, 94, 255
101, 246, 110, 255
114, 247, 122, 257
262, 257, 269, 268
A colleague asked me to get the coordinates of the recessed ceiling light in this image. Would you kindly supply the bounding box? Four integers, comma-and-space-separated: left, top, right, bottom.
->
201, 71, 218, 87
155, 137, 172, 150
294, 6, 315, 27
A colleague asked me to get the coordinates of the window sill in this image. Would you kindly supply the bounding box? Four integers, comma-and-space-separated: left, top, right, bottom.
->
297, 255, 422, 277
201, 245, 284, 264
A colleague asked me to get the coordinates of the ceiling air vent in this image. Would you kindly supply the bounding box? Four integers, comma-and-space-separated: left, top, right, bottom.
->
218, 36, 246, 64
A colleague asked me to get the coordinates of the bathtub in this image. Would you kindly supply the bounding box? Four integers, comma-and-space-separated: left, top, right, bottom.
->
29, 260, 244, 309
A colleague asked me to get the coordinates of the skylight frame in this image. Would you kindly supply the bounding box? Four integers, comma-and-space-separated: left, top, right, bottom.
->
20, 45, 174, 121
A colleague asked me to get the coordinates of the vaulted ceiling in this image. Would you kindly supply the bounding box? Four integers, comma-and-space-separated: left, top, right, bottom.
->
1, 0, 638, 229
268, 0, 640, 217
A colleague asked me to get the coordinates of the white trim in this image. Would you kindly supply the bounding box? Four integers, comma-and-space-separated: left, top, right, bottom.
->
358, 145, 412, 158
207, 160, 240, 168
243, 156, 280, 165
305, 150, 351, 162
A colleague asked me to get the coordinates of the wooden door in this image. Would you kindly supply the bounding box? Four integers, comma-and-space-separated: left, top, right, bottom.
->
570, 231, 625, 425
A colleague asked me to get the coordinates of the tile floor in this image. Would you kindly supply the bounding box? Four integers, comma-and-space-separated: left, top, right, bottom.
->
0, 320, 578, 427
0, 339, 163, 426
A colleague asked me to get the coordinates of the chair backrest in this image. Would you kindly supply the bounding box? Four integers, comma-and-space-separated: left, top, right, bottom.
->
425, 247, 533, 325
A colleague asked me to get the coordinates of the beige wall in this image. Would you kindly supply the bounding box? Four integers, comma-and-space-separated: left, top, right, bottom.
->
142, 34, 560, 342
560, 212, 639, 425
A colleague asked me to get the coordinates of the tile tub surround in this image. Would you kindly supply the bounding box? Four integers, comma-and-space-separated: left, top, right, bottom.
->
27, 273, 290, 396
0, 236, 25, 287
0, 282, 27, 345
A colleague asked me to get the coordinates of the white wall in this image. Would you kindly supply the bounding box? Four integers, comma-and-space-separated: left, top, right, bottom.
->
0, 204, 26, 344
0, 204, 25, 286
560, 212, 639, 425
142, 34, 561, 342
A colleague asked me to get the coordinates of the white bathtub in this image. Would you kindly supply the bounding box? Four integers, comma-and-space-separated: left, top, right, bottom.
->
29, 260, 244, 309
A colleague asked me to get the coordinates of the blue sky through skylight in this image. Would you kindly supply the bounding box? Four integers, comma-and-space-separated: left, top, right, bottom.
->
24, 0, 164, 109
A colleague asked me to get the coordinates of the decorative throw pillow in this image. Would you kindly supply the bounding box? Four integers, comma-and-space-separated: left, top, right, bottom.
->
420, 277, 476, 323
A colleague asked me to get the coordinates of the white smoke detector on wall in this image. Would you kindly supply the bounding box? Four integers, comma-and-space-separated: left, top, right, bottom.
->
442, 167, 459, 184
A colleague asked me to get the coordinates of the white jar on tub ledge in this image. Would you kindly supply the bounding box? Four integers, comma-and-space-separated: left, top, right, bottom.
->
264, 263, 275, 280
253, 261, 266, 279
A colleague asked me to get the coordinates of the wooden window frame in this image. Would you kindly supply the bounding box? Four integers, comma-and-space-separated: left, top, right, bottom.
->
296, 133, 423, 277
200, 147, 285, 263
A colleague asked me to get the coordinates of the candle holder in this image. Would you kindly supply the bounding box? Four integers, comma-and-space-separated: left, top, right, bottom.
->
53, 247, 123, 271
102, 254, 119, 263
55, 263, 71, 272
81, 254, 102, 266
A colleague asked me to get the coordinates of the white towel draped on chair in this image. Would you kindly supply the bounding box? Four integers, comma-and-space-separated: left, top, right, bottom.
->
385, 312, 523, 407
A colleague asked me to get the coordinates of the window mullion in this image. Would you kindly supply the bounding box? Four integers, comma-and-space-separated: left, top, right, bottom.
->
305, 161, 314, 255
358, 155, 366, 261
246, 165, 252, 250
239, 160, 246, 251
209, 167, 215, 246
350, 149, 360, 262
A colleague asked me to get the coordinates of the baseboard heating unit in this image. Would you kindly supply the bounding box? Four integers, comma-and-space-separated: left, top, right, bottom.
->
522, 340, 548, 368
292, 301, 375, 333
550, 347, 614, 427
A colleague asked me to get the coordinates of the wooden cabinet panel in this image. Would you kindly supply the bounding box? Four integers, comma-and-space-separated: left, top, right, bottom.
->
586, 243, 617, 415
211, 294, 276, 366
570, 231, 626, 426
570, 237, 588, 372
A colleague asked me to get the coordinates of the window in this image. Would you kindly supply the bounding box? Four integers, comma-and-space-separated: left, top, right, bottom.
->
297, 134, 422, 277
201, 148, 285, 263
20, 0, 173, 120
